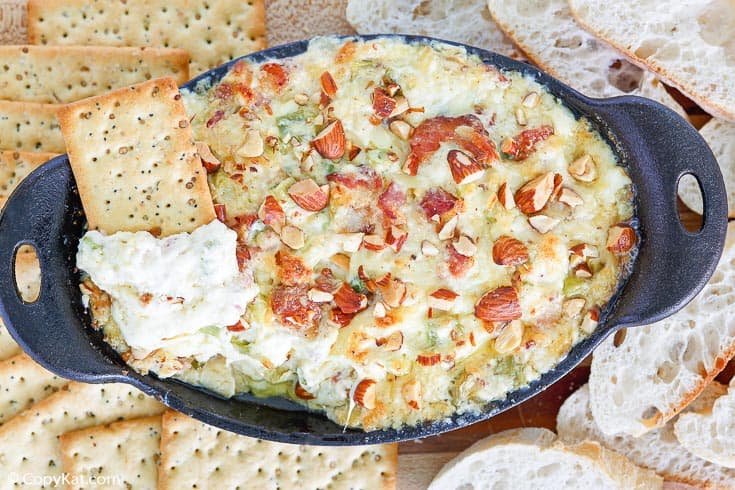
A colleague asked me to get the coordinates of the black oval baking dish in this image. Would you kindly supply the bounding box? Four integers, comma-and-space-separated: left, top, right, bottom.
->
0, 35, 728, 445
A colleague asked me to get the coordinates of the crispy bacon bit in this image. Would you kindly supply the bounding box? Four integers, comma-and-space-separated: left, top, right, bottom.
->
333, 283, 368, 314
330, 307, 356, 328
235, 242, 251, 271
275, 251, 311, 285
260, 63, 289, 91
226, 321, 246, 332
258, 195, 285, 231
447, 243, 475, 277
377, 182, 406, 221
372, 87, 397, 118
294, 382, 315, 400
271, 284, 322, 330
420, 187, 458, 220
316, 268, 341, 293
474, 286, 522, 322
214, 83, 233, 100
320, 71, 338, 98
327, 166, 383, 190
214, 203, 226, 223
417, 353, 441, 366
503, 125, 554, 160
206, 110, 224, 128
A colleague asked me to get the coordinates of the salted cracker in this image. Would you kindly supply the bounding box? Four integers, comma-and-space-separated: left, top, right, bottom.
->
0, 150, 57, 208
0, 353, 66, 426
57, 77, 215, 236
28, 0, 267, 76
0, 100, 64, 153
0, 320, 20, 362
0, 45, 189, 104
159, 410, 398, 490
0, 382, 164, 487
60, 416, 161, 490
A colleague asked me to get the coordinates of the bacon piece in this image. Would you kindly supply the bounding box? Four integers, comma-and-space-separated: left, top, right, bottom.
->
235, 242, 251, 271
214, 204, 226, 223
226, 321, 246, 332
420, 187, 458, 220
206, 110, 224, 128
377, 182, 406, 221
447, 243, 475, 277
326, 166, 383, 191
260, 63, 289, 91
503, 125, 554, 160
271, 284, 322, 330
275, 251, 311, 285
333, 283, 368, 314
372, 87, 397, 118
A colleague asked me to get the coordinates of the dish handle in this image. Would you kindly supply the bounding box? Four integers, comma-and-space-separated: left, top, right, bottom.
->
0, 156, 126, 382
596, 97, 728, 329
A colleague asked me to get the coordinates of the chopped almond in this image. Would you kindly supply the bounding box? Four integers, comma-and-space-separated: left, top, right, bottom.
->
308, 288, 334, 303
195, 141, 221, 173
402, 379, 422, 410
280, 225, 305, 250
498, 182, 515, 209
313, 120, 346, 159
391, 96, 409, 117
558, 187, 584, 207
606, 224, 636, 254
353, 379, 377, 409
237, 129, 264, 158
416, 353, 441, 366
337, 232, 364, 253
453, 235, 477, 257
492, 236, 529, 266
376, 330, 403, 351
294, 382, 315, 400
569, 154, 597, 182
581, 306, 600, 333
429, 288, 458, 311
372, 87, 396, 118
258, 195, 285, 232
494, 320, 524, 354
330, 253, 350, 271
528, 214, 559, 234
438, 215, 459, 240
574, 262, 593, 278
389, 120, 412, 140
333, 283, 368, 314
320, 71, 338, 98
475, 286, 522, 322
515, 172, 555, 214
447, 149, 485, 185
522, 92, 540, 108
562, 298, 586, 317
378, 277, 407, 308
421, 240, 439, 256
373, 302, 387, 318
385, 226, 408, 253
288, 178, 329, 211
362, 234, 386, 251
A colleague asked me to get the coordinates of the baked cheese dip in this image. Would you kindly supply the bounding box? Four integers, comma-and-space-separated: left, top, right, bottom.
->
77, 37, 637, 430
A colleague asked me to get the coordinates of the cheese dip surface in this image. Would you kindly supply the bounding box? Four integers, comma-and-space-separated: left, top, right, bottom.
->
79, 37, 636, 430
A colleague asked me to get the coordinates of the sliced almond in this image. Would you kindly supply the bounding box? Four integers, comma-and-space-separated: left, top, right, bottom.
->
606, 224, 636, 254
338, 232, 364, 253
378, 277, 407, 308
494, 320, 524, 354
475, 286, 522, 322
331, 253, 350, 271
402, 379, 422, 410
558, 187, 584, 207
313, 120, 346, 159
294, 93, 309, 105
515, 107, 527, 126
498, 182, 515, 209
570, 243, 599, 260
528, 214, 559, 234
308, 288, 334, 303
237, 129, 264, 158
574, 262, 593, 278
294, 382, 315, 400
447, 149, 485, 185
373, 302, 387, 318
353, 378, 377, 410
453, 235, 477, 257
376, 330, 403, 351
362, 234, 386, 251
429, 288, 458, 311
389, 120, 412, 140
195, 141, 221, 173
390, 96, 409, 117
492, 236, 529, 266
438, 215, 459, 240
258, 195, 285, 232
421, 240, 439, 256
562, 298, 586, 317
416, 352, 441, 366
515, 172, 555, 214
385, 226, 408, 253
500, 137, 517, 155
288, 178, 329, 211
334, 283, 368, 314
320, 71, 338, 98
569, 154, 597, 182
280, 225, 305, 250
581, 306, 600, 334
522, 92, 540, 108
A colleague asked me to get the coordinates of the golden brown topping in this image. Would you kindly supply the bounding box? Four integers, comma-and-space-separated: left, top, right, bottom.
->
515, 172, 555, 214
320, 71, 338, 98
353, 379, 377, 409
497, 182, 515, 209
402, 379, 422, 410
494, 320, 524, 354
528, 214, 559, 234
606, 224, 636, 254
492, 236, 530, 266
416, 353, 441, 366
569, 154, 597, 182
447, 149, 485, 185
376, 331, 403, 351
475, 286, 522, 322
428, 288, 458, 311
280, 225, 305, 250
313, 120, 346, 159
288, 178, 329, 212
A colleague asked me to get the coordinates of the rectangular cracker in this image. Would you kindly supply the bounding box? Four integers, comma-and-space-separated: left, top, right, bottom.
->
0, 382, 164, 486
60, 416, 161, 490
0, 150, 57, 208
57, 77, 215, 236
159, 410, 398, 490
0, 45, 190, 104
28, 0, 267, 76
0, 353, 66, 426
0, 100, 64, 153
0, 320, 21, 362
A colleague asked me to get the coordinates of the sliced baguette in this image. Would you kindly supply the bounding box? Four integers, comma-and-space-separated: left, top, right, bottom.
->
674, 378, 735, 468
589, 221, 735, 437
558, 383, 735, 488
346, 0, 523, 59
485, 0, 685, 118
266, 0, 355, 47
428, 427, 662, 490
568, 0, 735, 122
679, 118, 735, 217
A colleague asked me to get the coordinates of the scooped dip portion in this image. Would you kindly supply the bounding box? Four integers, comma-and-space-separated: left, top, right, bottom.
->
79, 37, 637, 430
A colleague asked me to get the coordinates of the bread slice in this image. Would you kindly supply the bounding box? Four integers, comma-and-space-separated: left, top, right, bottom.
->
0, 353, 66, 426
158, 410, 398, 490
674, 378, 735, 468
428, 427, 662, 489
485, 0, 686, 118
0, 150, 57, 208
568, 0, 735, 122
60, 416, 162, 490
558, 383, 735, 487
679, 118, 735, 217
266, 0, 356, 47
57, 77, 215, 236
0, 100, 64, 153
346, 0, 524, 59
589, 221, 735, 437
0, 0, 26, 44
27, 0, 267, 76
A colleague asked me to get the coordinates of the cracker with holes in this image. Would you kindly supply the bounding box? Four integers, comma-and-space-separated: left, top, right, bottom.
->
0, 353, 66, 426
27, 0, 267, 76
57, 77, 215, 236
60, 416, 162, 490
0, 45, 190, 104
0, 150, 57, 207
158, 410, 398, 490
0, 101, 64, 153
0, 382, 164, 481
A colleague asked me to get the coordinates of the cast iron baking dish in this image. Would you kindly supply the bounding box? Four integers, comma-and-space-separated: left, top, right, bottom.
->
0, 35, 728, 445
